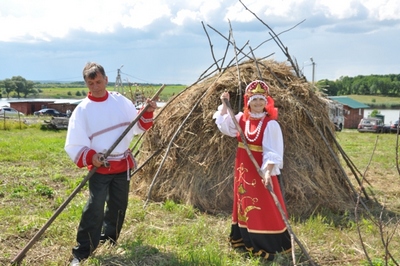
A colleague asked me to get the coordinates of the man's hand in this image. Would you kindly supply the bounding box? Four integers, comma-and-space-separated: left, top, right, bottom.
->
92, 153, 107, 167
92, 153, 102, 167
146, 99, 157, 112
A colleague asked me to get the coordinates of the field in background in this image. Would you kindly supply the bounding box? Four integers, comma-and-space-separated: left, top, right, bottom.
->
348, 94, 400, 108
25, 84, 400, 108
34, 84, 186, 102
0, 124, 399, 265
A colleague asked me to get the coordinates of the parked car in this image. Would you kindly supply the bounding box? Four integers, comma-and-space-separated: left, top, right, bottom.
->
357, 118, 385, 133
34, 108, 67, 117
0, 106, 24, 117
390, 120, 399, 133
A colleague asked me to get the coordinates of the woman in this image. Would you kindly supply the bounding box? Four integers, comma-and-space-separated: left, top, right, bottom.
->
213, 80, 291, 260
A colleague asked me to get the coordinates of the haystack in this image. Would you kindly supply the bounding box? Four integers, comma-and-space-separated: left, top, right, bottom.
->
132, 59, 355, 217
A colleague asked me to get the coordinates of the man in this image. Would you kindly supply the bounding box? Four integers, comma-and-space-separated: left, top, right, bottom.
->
65, 62, 157, 265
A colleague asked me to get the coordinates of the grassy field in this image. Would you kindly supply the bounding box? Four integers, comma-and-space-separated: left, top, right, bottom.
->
23, 86, 400, 108
32, 85, 186, 102
0, 121, 400, 265
347, 95, 400, 108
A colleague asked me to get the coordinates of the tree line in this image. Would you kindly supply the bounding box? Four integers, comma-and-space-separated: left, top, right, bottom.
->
2, 74, 400, 99
0, 76, 36, 98
0, 76, 171, 99
317, 73, 400, 96
0, 76, 89, 98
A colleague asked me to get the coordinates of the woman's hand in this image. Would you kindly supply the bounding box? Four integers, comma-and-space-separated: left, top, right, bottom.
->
220, 91, 230, 102
262, 170, 273, 190
219, 91, 230, 115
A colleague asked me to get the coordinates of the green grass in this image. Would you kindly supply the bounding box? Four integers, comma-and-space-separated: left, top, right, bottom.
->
34, 87, 88, 99
1, 127, 400, 265
337, 130, 397, 169
29, 85, 187, 102
348, 95, 400, 108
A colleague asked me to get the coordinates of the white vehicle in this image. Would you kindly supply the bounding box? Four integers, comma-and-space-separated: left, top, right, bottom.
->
327, 100, 344, 131
0, 106, 24, 118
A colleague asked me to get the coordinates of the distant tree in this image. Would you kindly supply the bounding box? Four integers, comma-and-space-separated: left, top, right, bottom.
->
0, 81, 4, 97
317, 79, 338, 96
2, 78, 17, 98
22, 80, 36, 98
337, 76, 353, 95
12, 76, 26, 98
391, 81, 400, 96
370, 109, 380, 117
67, 91, 72, 96
7, 76, 36, 98
330, 74, 400, 97
75, 91, 82, 96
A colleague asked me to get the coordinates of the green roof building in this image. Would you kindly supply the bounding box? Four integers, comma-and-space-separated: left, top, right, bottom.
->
328, 96, 370, 129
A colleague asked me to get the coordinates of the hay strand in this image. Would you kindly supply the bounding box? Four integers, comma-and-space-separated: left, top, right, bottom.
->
132, 59, 355, 217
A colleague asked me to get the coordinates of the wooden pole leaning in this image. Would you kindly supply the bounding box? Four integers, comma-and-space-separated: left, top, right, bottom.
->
10, 84, 165, 265
222, 98, 316, 265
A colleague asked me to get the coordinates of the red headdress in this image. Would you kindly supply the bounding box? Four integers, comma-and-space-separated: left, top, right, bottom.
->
243, 80, 278, 120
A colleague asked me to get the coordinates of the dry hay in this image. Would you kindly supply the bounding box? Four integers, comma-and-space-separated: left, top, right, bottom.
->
132, 59, 355, 217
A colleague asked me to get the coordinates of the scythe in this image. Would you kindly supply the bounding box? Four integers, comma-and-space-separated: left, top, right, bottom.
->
222, 98, 316, 266
11, 84, 165, 264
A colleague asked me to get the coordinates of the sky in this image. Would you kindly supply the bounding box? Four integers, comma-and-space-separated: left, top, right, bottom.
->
0, 0, 399, 86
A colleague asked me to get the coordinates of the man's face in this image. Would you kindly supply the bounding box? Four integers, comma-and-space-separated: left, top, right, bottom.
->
85, 73, 108, 97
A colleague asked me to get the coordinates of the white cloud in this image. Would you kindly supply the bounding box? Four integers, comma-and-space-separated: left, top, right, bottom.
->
172, 1, 224, 25
120, 1, 171, 29
2, 0, 400, 42
0, 0, 126, 41
0, 0, 400, 83
172, 9, 199, 26
364, 0, 400, 20
316, 0, 360, 19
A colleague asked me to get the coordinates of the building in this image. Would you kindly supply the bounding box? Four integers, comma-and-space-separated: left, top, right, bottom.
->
8, 99, 80, 115
328, 96, 370, 129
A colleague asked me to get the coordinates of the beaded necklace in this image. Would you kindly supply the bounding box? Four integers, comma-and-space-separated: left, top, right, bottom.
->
245, 112, 266, 142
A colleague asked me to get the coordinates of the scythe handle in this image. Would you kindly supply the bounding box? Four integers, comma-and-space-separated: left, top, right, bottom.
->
222, 98, 316, 266
102, 84, 165, 160
10, 84, 165, 265
10, 167, 98, 265
222, 98, 264, 178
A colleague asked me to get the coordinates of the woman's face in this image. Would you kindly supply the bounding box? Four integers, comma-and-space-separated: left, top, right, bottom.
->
249, 98, 266, 113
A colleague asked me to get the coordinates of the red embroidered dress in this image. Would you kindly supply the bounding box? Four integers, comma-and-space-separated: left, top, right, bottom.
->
214, 80, 291, 260
229, 114, 291, 260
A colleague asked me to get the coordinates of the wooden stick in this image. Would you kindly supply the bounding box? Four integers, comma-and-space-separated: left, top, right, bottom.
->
228, 19, 243, 111
10, 84, 165, 265
143, 83, 212, 208
222, 98, 316, 266
239, 0, 304, 79
201, 21, 220, 72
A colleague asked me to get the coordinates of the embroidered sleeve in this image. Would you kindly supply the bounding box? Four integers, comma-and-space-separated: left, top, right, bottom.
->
75, 148, 96, 168
137, 110, 153, 131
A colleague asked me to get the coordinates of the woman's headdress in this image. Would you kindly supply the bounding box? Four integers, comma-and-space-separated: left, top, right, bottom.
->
243, 80, 278, 120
